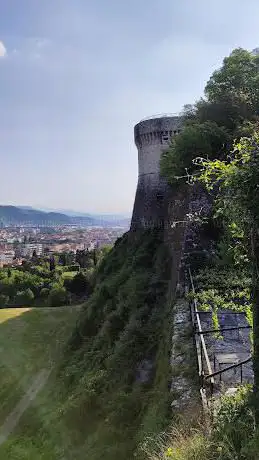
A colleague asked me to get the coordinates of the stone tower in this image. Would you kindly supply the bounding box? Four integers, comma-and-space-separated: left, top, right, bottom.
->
131, 114, 182, 230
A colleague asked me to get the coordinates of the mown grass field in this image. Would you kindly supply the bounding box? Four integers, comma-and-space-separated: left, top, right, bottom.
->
0, 307, 81, 427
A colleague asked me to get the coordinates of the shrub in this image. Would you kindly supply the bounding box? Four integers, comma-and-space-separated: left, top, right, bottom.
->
146, 386, 255, 460
66, 272, 92, 296
14, 288, 34, 306
0, 294, 9, 307
40, 287, 50, 299
48, 286, 68, 307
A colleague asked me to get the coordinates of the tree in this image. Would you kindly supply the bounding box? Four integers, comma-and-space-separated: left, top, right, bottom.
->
100, 245, 112, 258
40, 287, 49, 300
49, 255, 55, 271
161, 48, 259, 186
76, 250, 92, 268
14, 288, 34, 306
93, 249, 98, 267
58, 253, 67, 266
205, 48, 259, 117
197, 132, 259, 423
160, 121, 230, 185
48, 286, 68, 307
22, 260, 32, 271
0, 277, 16, 299
66, 272, 91, 296
160, 47, 259, 424
0, 294, 9, 307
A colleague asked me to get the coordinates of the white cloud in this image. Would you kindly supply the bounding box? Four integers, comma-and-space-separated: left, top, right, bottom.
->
0, 41, 7, 58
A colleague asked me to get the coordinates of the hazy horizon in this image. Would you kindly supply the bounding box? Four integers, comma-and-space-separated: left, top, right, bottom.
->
1, 1, 259, 213
0, 203, 131, 217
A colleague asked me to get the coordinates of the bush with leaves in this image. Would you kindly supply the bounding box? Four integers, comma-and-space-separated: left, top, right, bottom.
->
0, 294, 9, 307
64, 271, 92, 297
14, 288, 34, 306
161, 48, 259, 187
40, 287, 50, 300
160, 121, 230, 185
48, 286, 68, 307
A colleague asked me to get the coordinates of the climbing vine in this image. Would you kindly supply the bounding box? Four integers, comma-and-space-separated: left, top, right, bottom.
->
188, 268, 253, 334
195, 132, 259, 422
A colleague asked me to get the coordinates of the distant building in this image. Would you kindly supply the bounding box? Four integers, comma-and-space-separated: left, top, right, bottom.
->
0, 251, 15, 267
20, 243, 43, 258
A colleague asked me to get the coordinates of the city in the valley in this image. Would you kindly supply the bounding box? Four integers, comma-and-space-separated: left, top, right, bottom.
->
0, 225, 127, 268
0, 223, 129, 308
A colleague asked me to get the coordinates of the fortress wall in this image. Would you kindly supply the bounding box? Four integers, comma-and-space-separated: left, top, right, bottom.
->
131, 116, 183, 230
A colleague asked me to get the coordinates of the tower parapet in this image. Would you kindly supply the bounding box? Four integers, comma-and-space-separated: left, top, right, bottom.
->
131, 115, 183, 230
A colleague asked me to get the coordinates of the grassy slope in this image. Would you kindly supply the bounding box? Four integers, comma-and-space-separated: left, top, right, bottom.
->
0, 230, 174, 460
0, 307, 81, 426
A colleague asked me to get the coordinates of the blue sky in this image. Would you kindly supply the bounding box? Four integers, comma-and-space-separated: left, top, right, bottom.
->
0, 0, 259, 214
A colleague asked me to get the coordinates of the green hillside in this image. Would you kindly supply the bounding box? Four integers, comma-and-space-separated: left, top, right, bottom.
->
0, 229, 175, 460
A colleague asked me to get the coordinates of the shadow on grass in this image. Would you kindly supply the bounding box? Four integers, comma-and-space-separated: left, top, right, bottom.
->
0, 307, 81, 449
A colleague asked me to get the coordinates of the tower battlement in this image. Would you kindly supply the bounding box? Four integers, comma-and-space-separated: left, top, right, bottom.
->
131, 115, 183, 230
134, 115, 182, 148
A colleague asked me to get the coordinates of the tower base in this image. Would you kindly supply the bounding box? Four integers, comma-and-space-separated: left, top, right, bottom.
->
130, 174, 169, 230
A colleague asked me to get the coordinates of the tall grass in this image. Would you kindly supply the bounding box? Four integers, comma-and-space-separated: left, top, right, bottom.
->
144, 386, 259, 460
56, 229, 174, 459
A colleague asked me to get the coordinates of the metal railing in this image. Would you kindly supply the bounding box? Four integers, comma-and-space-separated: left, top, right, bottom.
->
197, 325, 251, 335
205, 356, 252, 383
188, 270, 214, 378
188, 268, 214, 421
188, 267, 253, 406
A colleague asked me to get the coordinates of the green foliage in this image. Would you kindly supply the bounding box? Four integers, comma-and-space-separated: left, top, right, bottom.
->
48, 287, 68, 307
189, 285, 251, 313
189, 267, 252, 336
0, 252, 98, 307
64, 271, 92, 296
198, 134, 259, 232
65, 264, 80, 272
40, 287, 49, 299
161, 48, 259, 187
160, 49, 259, 418
59, 229, 173, 459
205, 49, 259, 115
197, 132, 259, 419
0, 294, 9, 307
58, 252, 67, 266
14, 288, 34, 306
160, 121, 229, 185
214, 228, 249, 268
147, 386, 255, 460
213, 386, 254, 453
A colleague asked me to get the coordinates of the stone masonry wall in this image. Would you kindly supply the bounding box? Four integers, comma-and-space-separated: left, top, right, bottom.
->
131, 116, 182, 230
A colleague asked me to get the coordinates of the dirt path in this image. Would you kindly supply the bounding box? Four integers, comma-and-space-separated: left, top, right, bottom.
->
0, 368, 51, 446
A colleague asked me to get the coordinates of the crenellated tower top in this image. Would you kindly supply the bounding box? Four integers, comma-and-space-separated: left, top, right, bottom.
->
134, 115, 182, 150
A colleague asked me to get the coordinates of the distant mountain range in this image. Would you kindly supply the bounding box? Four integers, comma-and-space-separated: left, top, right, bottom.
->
19, 206, 131, 220
0, 205, 131, 228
